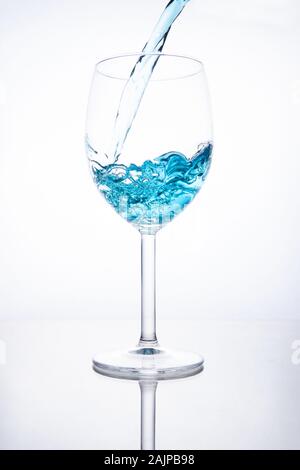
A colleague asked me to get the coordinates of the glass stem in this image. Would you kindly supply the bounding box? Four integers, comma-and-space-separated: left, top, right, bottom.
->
139, 233, 158, 346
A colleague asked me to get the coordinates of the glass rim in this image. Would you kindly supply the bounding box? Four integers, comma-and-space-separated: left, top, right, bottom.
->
94, 52, 205, 81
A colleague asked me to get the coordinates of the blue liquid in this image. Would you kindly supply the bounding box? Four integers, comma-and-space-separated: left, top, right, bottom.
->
91, 142, 212, 231
110, 0, 191, 160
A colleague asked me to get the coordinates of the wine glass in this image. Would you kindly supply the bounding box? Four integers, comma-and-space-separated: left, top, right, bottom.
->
85, 53, 212, 379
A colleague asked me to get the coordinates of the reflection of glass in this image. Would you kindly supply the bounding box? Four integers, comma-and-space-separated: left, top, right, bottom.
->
95, 367, 203, 448
86, 53, 213, 379
139, 373, 203, 449
140, 381, 157, 450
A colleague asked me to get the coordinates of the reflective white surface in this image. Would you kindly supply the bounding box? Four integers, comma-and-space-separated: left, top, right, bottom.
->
0, 319, 299, 449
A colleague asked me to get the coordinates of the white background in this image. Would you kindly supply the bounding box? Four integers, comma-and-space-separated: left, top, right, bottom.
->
0, 0, 300, 323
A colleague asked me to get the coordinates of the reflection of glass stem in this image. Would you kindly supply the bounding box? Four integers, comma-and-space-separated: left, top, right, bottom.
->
139, 381, 158, 450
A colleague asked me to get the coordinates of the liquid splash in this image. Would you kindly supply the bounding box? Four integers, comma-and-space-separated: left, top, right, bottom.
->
91, 142, 212, 232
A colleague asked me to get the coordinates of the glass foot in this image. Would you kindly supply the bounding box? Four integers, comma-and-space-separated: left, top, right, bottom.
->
93, 345, 204, 380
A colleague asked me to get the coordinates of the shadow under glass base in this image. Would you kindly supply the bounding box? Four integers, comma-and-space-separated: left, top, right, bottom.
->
93, 345, 204, 380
